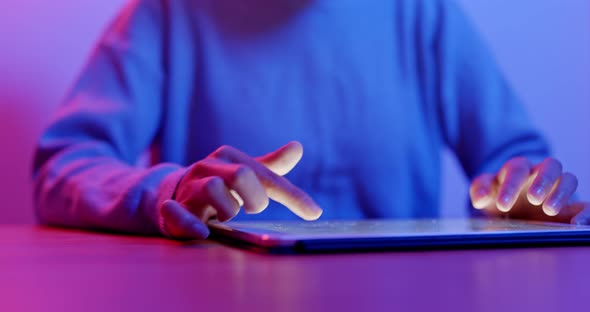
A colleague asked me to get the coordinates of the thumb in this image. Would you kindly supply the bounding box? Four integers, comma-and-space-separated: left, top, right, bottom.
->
256, 141, 304, 176
160, 200, 210, 240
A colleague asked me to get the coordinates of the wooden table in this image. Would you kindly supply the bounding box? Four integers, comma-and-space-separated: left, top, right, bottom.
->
0, 226, 587, 312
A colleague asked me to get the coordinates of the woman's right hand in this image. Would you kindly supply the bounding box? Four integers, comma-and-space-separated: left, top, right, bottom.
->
159, 141, 323, 240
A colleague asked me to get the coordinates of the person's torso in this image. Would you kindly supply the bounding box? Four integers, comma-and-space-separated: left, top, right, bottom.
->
158, 0, 444, 220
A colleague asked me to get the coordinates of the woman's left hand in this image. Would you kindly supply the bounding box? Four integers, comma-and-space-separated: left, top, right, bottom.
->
470, 157, 590, 224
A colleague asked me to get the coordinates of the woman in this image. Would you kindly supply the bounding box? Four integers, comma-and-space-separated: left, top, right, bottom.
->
33, 0, 588, 239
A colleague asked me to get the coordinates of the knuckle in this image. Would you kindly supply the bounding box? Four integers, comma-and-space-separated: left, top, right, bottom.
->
176, 180, 199, 203
546, 157, 563, 170
204, 176, 224, 196
190, 161, 207, 174
178, 164, 205, 187
509, 156, 528, 166
505, 157, 531, 173
563, 172, 578, 187
472, 174, 486, 184
503, 171, 527, 186
232, 165, 255, 184
474, 173, 493, 185
213, 145, 233, 157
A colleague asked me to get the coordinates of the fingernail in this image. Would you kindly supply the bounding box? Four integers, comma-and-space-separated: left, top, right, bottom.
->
473, 196, 490, 209
307, 206, 323, 221
472, 201, 485, 210
498, 195, 512, 212
543, 204, 559, 217
531, 187, 546, 202
313, 206, 324, 218
527, 192, 542, 206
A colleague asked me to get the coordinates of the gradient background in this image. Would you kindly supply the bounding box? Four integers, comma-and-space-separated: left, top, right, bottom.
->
0, 0, 588, 224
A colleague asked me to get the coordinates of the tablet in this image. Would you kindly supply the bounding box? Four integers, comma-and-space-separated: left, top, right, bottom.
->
208, 218, 590, 253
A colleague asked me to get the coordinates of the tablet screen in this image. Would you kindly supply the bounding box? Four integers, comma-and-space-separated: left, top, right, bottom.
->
209, 218, 590, 239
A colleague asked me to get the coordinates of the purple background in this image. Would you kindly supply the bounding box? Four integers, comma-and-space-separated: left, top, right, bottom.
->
0, 0, 588, 223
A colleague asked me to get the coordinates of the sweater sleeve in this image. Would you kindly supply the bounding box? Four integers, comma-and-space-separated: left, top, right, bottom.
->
32, 0, 184, 236
433, 1, 550, 180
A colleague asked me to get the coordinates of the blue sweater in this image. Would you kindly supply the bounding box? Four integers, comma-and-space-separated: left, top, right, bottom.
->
33, 0, 548, 235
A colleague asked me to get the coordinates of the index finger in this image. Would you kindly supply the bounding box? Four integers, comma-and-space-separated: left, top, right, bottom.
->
222, 146, 323, 220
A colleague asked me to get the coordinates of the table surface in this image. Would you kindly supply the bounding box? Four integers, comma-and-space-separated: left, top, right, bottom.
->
0, 226, 588, 312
